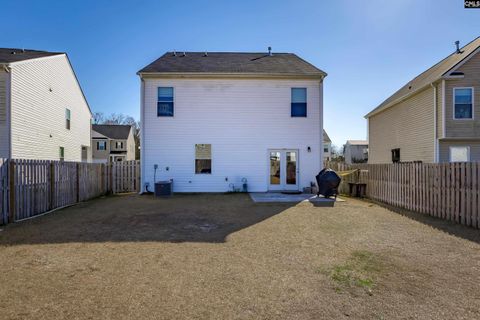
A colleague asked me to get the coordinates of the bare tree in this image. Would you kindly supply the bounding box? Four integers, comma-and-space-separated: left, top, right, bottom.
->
92, 112, 105, 124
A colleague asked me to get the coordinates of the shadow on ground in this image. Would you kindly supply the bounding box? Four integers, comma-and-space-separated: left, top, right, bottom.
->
368, 199, 480, 245
0, 193, 303, 245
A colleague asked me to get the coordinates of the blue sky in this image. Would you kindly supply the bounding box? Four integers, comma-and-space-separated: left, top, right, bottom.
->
1, 0, 479, 147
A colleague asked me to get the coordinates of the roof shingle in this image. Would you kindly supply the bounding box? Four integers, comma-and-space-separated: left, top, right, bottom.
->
0, 48, 63, 64
138, 52, 326, 76
92, 125, 132, 140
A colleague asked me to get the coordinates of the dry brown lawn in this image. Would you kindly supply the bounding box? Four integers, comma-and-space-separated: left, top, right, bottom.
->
0, 193, 479, 320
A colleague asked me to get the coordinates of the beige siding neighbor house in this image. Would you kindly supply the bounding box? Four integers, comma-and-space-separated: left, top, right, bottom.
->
344, 140, 368, 164
0, 48, 92, 161
366, 37, 480, 163
92, 124, 136, 163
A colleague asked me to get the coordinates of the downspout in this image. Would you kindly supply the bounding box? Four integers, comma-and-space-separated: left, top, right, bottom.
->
139, 77, 145, 194
319, 77, 324, 169
431, 83, 438, 163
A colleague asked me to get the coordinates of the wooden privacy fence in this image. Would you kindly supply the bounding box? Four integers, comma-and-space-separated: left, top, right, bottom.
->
0, 159, 140, 225
332, 162, 480, 229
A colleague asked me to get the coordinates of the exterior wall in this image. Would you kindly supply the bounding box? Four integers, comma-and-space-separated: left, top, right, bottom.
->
92, 138, 110, 162
439, 140, 480, 162
345, 144, 368, 164
9, 55, 91, 160
444, 52, 480, 138
142, 77, 323, 192
110, 139, 127, 152
0, 69, 8, 158
436, 81, 443, 139
323, 141, 332, 161
126, 129, 136, 160
368, 87, 435, 163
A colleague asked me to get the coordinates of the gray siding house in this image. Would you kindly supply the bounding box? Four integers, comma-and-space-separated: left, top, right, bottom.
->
344, 140, 368, 164
366, 37, 480, 163
92, 124, 136, 163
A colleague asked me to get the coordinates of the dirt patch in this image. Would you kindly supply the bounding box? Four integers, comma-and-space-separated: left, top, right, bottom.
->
0, 194, 479, 320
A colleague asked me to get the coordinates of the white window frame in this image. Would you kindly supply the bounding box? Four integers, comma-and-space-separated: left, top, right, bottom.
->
97, 141, 107, 151
157, 87, 175, 117
194, 144, 212, 174
449, 146, 470, 163
453, 87, 474, 120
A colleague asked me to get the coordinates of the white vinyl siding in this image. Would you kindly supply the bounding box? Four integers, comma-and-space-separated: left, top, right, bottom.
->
9, 55, 91, 160
142, 78, 323, 192
0, 70, 8, 157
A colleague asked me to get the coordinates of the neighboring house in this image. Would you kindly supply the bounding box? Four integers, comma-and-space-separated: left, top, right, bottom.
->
138, 50, 326, 192
91, 124, 136, 163
0, 48, 92, 161
323, 129, 332, 161
344, 140, 368, 164
366, 37, 480, 163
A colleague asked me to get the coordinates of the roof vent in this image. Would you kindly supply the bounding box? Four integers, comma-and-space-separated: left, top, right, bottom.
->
268, 46, 272, 56
455, 40, 462, 54
172, 51, 177, 56
182, 52, 186, 57
203, 52, 208, 57
11, 51, 16, 55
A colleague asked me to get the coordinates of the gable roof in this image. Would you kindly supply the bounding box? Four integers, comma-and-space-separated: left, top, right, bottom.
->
365, 37, 480, 118
138, 52, 326, 77
92, 124, 132, 140
0, 48, 63, 64
323, 129, 332, 143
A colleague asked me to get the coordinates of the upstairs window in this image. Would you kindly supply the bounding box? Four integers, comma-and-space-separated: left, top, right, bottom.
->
59, 147, 65, 161
454, 88, 473, 119
291, 88, 307, 117
450, 146, 470, 162
97, 141, 107, 150
195, 144, 212, 174
116, 141, 124, 149
158, 87, 174, 117
391, 148, 400, 163
66, 108, 71, 130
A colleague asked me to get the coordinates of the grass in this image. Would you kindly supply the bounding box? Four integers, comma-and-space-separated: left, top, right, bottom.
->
0, 193, 479, 319
326, 250, 382, 294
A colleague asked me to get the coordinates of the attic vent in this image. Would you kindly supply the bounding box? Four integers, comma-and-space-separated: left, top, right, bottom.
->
172, 51, 176, 56
268, 46, 272, 56
11, 51, 16, 55
203, 52, 208, 57
182, 52, 186, 57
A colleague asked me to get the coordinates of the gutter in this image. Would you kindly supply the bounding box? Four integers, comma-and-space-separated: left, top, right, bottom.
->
137, 71, 326, 80
139, 78, 145, 194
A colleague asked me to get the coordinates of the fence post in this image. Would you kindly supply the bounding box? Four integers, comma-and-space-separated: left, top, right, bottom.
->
8, 160, 15, 223
76, 163, 80, 202
49, 162, 55, 210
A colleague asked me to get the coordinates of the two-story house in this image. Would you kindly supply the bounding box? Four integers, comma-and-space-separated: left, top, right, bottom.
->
0, 48, 92, 161
366, 37, 480, 163
91, 124, 136, 163
138, 50, 326, 192
323, 129, 332, 161
344, 140, 368, 164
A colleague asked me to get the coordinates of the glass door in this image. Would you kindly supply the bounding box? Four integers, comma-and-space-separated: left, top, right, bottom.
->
268, 149, 299, 191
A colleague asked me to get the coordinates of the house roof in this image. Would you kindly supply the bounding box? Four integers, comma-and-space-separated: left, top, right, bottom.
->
323, 129, 331, 143
365, 37, 480, 118
138, 52, 326, 77
346, 140, 368, 146
0, 48, 63, 64
92, 124, 132, 140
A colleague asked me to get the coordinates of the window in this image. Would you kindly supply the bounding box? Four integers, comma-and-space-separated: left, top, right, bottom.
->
391, 148, 400, 163
66, 108, 71, 130
454, 88, 473, 119
59, 147, 64, 161
291, 88, 307, 117
97, 141, 107, 150
195, 144, 211, 174
449, 146, 470, 162
158, 87, 174, 117
116, 141, 124, 149
324, 147, 329, 153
